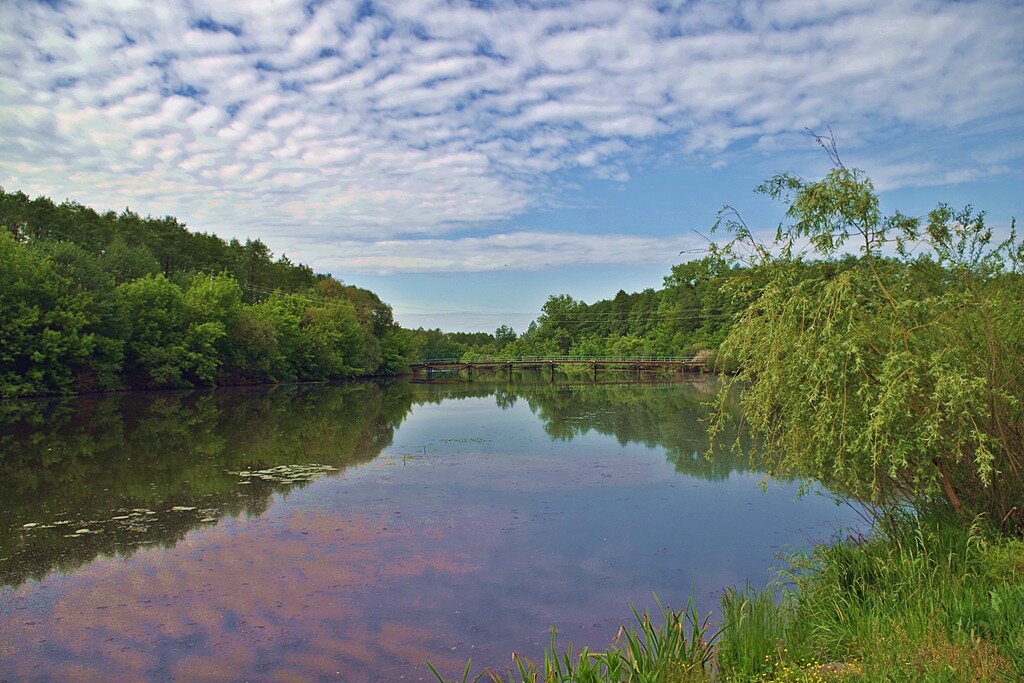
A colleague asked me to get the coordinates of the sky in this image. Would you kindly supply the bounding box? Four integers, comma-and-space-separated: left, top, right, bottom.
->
2, 0, 1023, 331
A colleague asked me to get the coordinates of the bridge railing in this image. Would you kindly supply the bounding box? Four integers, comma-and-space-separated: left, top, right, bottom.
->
413, 355, 700, 364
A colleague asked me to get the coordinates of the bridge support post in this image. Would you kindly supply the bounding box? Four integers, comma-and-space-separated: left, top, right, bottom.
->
549, 362, 556, 382
506, 362, 512, 382
426, 365, 433, 381
467, 364, 474, 382
592, 362, 598, 382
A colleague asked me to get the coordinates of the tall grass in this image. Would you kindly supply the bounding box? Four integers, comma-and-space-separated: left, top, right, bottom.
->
428, 597, 716, 682
716, 512, 1024, 681
429, 515, 1024, 682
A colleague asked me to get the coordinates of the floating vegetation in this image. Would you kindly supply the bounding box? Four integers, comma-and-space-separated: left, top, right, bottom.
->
13, 463, 339, 543
63, 527, 103, 538
227, 463, 339, 485
17, 505, 221, 539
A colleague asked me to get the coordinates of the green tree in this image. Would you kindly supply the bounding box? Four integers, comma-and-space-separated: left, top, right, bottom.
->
378, 327, 414, 374
0, 232, 95, 396
493, 325, 517, 350
101, 239, 161, 283
116, 275, 193, 387
250, 293, 314, 381
225, 311, 279, 382
303, 303, 365, 377
0, 187, 411, 393
30, 241, 126, 388
535, 295, 586, 353
710, 160, 1024, 531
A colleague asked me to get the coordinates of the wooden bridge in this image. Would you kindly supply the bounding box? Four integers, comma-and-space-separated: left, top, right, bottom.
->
409, 355, 706, 381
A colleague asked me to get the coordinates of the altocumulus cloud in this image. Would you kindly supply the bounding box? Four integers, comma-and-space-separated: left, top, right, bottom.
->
1, 0, 1022, 273
328, 232, 697, 273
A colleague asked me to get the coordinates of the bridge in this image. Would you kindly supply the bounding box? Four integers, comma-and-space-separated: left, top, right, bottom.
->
409, 355, 707, 381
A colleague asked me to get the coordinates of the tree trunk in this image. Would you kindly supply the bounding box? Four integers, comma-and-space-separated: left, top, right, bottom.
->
933, 458, 965, 517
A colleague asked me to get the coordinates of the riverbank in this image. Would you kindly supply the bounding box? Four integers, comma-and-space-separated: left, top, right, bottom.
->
433, 514, 1024, 682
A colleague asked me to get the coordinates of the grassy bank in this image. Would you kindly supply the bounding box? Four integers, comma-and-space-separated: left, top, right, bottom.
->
430, 515, 1024, 682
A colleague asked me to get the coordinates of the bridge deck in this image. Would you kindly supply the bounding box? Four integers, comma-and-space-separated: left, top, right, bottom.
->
410, 356, 702, 369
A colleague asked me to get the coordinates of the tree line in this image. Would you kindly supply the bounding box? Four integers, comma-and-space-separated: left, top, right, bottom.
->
499, 257, 740, 362
405, 258, 742, 364
1, 188, 410, 397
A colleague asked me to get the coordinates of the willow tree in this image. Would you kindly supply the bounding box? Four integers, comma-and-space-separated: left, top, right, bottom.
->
710, 145, 1023, 531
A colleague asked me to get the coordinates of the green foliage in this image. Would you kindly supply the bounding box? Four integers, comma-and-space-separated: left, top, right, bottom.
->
223, 310, 280, 381
714, 515, 1024, 682
116, 274, 192, 387
0, 188, 409, 394
0, 232, 95, 396
494, 325, 518, 347
250, 293, 319, 381
101, 239, 161, 283
710, 165, 1024, 530
184, 273, 244, 327
407, 327, 500, 360
182, 322, 226, 385
404, 264, 741, 363
379, 328, 416, 375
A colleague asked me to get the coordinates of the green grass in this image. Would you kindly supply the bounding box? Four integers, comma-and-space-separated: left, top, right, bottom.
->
428, 514, 1024, 682
428, 597, 716, 682
763, 513, 1024, 682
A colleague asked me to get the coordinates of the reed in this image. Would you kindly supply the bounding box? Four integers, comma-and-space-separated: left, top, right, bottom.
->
429, 596, 716, 682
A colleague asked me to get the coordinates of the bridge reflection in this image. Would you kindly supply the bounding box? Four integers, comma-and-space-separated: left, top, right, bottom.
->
409, 356, 707, 380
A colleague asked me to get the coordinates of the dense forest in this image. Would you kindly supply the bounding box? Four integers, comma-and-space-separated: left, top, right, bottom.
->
0, 188, 411, 397
0, 183, 748, 397
2, 184, 747, 397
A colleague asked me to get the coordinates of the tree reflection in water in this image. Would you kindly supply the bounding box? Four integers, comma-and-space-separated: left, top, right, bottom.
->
1, 376, 753, 588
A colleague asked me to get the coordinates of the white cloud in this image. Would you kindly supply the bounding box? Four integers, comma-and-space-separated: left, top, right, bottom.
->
305, 231, 704, 274
857, 160, 1011, 192
0, 0, 1020, 273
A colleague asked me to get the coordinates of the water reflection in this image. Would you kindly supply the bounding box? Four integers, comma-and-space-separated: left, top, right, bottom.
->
1, 382, 413, 587
0, 377, 859, 680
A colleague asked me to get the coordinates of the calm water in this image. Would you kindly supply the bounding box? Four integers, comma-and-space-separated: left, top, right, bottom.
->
0, 376, 862, 681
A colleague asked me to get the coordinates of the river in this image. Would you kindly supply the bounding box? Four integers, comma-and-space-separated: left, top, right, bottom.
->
0, 375, 863, 680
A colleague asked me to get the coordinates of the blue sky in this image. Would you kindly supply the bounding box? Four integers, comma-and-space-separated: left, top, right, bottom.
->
2, 0, 1022, 331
